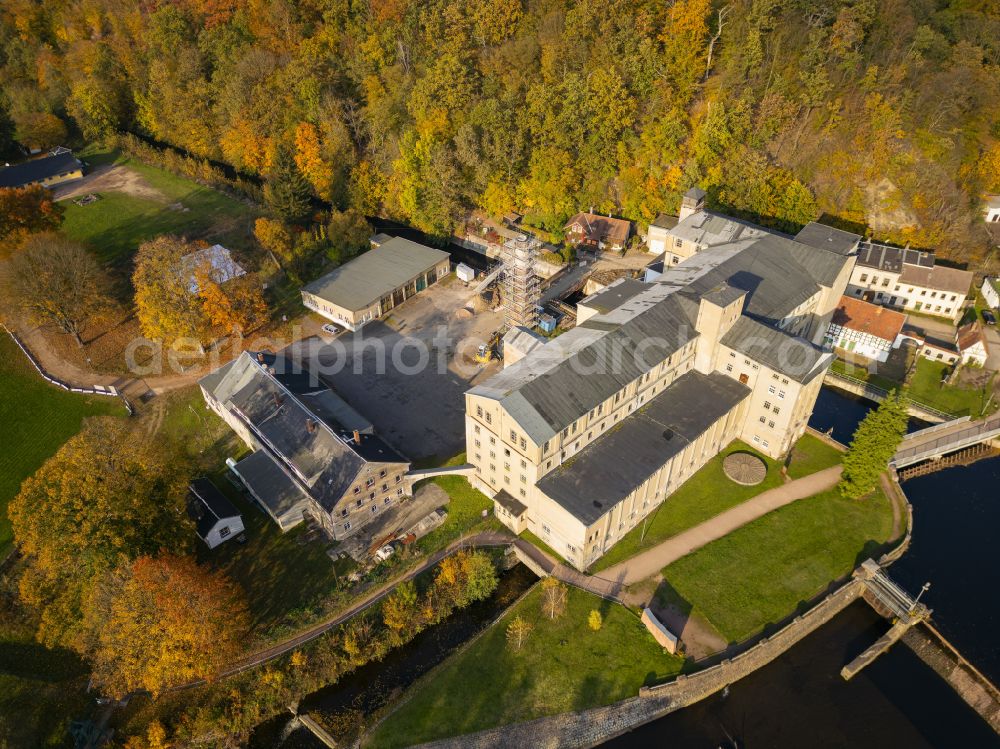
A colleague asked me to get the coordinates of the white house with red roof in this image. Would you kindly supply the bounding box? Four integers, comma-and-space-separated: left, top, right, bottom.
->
826, 295, 906, 362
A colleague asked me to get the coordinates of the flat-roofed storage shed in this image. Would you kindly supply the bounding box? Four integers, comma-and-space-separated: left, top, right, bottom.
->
301, 237, 451, 330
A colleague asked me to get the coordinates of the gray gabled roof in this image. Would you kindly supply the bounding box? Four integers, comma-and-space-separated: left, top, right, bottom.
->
302, 237, 449, 312
537, 371, 750, 526
470, 284, 699, 444
721, 317, 829, 384
233, 450, 309, 522
668, 236, 821, 324
201, 352, 406, 512
856, 241, 933, 273
578, 278, 648, 314
188, 478, 241, 539
794, 222, 861, 256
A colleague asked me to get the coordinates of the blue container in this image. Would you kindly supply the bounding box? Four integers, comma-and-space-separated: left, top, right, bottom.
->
539, 314, 557, 333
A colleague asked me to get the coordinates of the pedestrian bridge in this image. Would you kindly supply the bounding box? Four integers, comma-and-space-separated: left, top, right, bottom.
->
891, 413, 1000, 468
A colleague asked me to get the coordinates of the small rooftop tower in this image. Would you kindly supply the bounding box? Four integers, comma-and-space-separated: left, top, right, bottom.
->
500, 235, 540, 330
679, 187, 707, 222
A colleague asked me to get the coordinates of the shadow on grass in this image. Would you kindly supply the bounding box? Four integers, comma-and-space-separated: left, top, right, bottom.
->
0, 640, 88, 681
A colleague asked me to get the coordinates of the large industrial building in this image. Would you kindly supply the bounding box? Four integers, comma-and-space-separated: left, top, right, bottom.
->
465, 202, 854, 570
200, 351, 410, 539
301, 236, 451, 330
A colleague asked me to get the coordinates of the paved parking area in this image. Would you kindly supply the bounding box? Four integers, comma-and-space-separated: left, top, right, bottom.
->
285, 276, 502, 463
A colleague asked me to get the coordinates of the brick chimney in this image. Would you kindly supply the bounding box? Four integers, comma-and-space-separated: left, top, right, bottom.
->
306, 419, 316, 434
256, 351, 265, 363
353, 430, 361, 443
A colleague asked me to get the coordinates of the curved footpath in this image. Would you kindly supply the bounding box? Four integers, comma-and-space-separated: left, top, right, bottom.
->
171, 467, 847, 690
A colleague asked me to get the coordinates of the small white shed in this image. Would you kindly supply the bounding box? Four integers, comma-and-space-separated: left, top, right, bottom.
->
188, 478, 245, 549
456, 263, 476, 283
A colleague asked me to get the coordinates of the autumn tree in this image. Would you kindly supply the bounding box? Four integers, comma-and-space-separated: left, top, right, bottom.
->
839, 392, 909, 499
326, 208, 372, 264
0, 186, 64, 251
3, 232, 114, 347
588, 609, 603, 631
196, 263, 268, 335
13, 112, 68, 151
264, 145, 312, 223
254, 217, 294, 267
382, 580, 419, 644
82, 554, 250, 697
294, 121, 335, 201
506, 615, 533, 651
540, 577, 567, 620
133, 235, 211, 346
0, 96, 13, 157
8, 418, 190, 650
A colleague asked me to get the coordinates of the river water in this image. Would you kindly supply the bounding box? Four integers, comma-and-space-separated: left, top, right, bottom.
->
250, 563, 538, 748
606, 386, 1000, 748
258, 387, 998, 748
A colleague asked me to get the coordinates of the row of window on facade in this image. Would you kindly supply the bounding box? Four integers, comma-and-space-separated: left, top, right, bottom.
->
340, 488, 405, 531
857, 275, 959, 302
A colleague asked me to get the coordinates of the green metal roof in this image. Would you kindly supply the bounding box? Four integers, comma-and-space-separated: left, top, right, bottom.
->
302, 237, 450, 312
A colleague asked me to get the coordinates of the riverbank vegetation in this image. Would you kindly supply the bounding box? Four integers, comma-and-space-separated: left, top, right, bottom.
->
367, 584, 684, 748
840, 394, 909, 498
658, 486, 895, 643
112, 549, 500, 747
590, 435, 842, 572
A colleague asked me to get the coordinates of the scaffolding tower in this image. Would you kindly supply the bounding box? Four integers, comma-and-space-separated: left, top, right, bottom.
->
500, 235, 540, 330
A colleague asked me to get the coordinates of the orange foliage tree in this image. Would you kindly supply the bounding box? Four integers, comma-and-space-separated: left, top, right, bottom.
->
196, 263, 268, 335
83, 553, 250, 697
0, 185, 64, 252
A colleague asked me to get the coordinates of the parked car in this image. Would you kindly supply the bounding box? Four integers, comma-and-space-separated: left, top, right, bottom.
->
983, 309, 997, 325
321, 322, 343, 337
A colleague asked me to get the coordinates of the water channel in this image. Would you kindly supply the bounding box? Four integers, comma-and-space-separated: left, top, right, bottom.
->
257, 386, 998, 748
249, 563, 538, 748
606, 386, 1000, 747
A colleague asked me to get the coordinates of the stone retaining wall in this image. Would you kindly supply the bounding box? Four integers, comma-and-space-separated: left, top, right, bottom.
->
901, 624, 1000, 732
412, 580, 865, 749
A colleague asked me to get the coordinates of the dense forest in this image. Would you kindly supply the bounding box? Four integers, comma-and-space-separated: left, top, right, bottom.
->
1, 0, 999, 266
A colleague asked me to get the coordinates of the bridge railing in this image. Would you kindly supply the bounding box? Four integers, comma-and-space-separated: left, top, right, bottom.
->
893, 416, 1000, 465
824, 370, 964, 423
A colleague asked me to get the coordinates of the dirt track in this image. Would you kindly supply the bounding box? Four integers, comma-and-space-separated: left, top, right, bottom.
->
53, 164, 168, 203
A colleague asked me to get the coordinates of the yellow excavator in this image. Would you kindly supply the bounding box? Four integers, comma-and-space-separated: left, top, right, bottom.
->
475, 330, 503, 364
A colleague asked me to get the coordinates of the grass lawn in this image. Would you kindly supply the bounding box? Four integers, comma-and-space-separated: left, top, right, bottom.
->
413, 454, 500, 554
907, 358, 995, 416
62, 146, 256, 267
518, 529, 567, 565
661, 487, 895, 643
367, 586, 684, 747
785, 433, 843, 479
590, 441, 784, 573
0, 612, 91, 747
0, 335, 127, 556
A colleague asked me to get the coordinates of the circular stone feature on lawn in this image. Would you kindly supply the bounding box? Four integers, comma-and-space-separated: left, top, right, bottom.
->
723, 452, 767, 486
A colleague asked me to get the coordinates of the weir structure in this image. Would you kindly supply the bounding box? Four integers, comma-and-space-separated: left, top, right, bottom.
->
841, 560, 930, 680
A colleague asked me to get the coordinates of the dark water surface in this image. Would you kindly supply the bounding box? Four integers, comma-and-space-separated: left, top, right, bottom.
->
606, 386, 1000, 747
604, 602, 1000, 749
251, 563, 538, 748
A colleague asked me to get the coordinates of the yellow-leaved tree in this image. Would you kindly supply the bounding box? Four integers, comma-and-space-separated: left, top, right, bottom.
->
83, 553, 249, 697
8, 418, 190, 650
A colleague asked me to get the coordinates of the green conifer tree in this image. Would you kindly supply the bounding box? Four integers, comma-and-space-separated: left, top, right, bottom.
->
839, 391, 909, 499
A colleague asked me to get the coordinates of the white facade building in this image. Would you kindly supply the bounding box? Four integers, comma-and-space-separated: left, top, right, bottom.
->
845, 241, 973, 322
